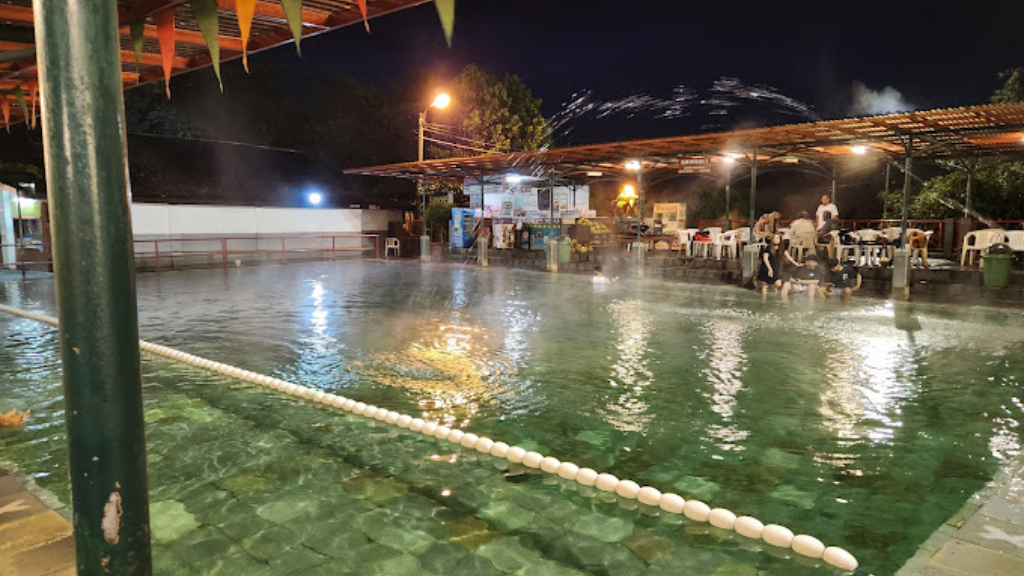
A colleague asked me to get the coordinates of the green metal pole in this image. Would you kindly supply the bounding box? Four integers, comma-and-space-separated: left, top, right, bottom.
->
724, 174, 731, 230
901, 137, 913, 248
748, 147, 758, 245
636, 164, 644, 244
32, 1, 152, 575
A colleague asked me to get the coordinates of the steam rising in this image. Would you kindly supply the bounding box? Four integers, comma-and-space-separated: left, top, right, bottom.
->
849, 82, 914, 116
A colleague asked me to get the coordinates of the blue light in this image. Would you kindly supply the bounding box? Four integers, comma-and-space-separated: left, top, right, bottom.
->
307, 191, 323, 206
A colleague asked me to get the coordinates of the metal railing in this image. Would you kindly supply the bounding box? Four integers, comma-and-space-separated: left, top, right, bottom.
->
132, 234, 381, 271
2, 234, 381, 273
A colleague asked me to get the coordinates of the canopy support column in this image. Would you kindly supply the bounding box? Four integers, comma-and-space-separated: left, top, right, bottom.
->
748, 147, 758, 245
32, 0, 152, 574
831, 163, 839, 205
723, 175, 731, 230
893, 137, 914, 299
741, 148, 759, 283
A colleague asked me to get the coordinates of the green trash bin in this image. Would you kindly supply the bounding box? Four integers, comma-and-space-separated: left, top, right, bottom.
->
558, 236, 572, 264
983, 243, 1013, 288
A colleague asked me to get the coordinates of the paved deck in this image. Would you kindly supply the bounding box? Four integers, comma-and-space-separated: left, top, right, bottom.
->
0, 469, 75, 576
897, 456, 1024, 576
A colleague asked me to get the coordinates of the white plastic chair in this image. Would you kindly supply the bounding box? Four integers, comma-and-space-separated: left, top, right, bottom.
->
385, 237, 400, 258
961, 229, 1008, 267
904, 229, 934, 267
1007, 231, 1024, 254
714, 230, 739, 260
676, 229, 694, 257
694, 228, 721, 259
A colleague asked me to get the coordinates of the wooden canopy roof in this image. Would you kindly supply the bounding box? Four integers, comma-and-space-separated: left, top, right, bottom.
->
346, 102, 1024, 181
0, 0, 431, 120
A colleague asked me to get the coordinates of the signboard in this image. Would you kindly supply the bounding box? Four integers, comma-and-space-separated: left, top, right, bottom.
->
678, 156, 710, 174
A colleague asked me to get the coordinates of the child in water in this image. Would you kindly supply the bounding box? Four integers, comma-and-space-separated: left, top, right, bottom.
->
593, 265, 611, 284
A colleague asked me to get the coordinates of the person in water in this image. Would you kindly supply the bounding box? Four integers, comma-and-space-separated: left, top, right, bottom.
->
781, 255, 822, 298
758, 233, 801, 294
0, 408, 29, 427
822, 258, 862, 300
593, 265, 611, 284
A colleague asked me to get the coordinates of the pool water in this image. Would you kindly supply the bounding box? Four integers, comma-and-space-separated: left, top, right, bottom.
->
1, 262, 1022, 576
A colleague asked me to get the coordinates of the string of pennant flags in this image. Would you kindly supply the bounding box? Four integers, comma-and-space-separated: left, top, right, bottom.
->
1, 0, 456, 131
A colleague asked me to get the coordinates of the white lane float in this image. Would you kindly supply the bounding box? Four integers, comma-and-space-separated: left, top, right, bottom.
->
0, 303, 863, 574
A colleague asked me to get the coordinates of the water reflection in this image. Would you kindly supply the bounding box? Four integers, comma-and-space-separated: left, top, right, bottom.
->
292, 277, 344, 385
698, 319, 749, 450
817, 333, 918, 469
603, 300, 654, 433
362, 313, 519, 429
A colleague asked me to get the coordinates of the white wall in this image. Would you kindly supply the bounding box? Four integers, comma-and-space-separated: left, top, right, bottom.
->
130, 203, 400, 238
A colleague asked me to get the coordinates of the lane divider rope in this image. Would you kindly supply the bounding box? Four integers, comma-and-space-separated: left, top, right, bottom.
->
0, 303, 860, 572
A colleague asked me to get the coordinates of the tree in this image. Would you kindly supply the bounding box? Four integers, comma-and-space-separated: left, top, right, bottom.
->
124, 83, 208, 138
885, 66, 1024, 220
445, 64, 550, 154
992, 67, 1024, 104
421, 65, 551, 206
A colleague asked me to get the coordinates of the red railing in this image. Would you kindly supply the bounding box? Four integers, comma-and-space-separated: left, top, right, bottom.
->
2, 235, 381, 273
0, 242, 53, 270
132, 234, 381, 271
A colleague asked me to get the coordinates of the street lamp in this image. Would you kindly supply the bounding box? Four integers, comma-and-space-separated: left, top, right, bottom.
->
418, 91, 452, 262
625, 160, 644, 245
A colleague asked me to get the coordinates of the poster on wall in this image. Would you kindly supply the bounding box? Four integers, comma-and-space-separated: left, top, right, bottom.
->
492, 224, 514, 249
653, 203, 686, 231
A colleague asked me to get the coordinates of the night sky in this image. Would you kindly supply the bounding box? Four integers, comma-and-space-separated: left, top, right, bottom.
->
267, 0, 1024, 143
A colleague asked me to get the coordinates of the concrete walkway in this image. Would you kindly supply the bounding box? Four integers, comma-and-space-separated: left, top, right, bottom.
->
0, 469, 75, 576
897, 457, 1024, 576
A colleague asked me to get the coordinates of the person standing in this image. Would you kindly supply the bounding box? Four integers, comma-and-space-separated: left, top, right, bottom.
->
754, 211, 781, 240
816, 194, 839, 230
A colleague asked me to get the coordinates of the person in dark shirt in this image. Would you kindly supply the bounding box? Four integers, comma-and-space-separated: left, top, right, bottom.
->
781, 255, 822, 298
758, 233, 800, 294
822, 258, 862, 300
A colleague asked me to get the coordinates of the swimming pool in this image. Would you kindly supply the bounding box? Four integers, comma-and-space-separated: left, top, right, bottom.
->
1, 262, 1022, 575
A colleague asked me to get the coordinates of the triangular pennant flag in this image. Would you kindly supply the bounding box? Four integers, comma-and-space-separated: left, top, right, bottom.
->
130, 21, 145, 64
2, 99, 9, 133
434, 0, 455, 46
357, 0, 370, 32
154, 7, 176, 98
281, 0, 303, 56
29, 81, 37, 129
12, 86, 28, 126
235, 0, 256, 73
190, 0, 222, 90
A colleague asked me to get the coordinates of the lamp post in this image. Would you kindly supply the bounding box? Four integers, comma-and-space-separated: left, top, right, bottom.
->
418, 92, 451, 262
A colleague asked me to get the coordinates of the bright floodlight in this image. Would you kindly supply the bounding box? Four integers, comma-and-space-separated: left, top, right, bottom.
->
852, 145, 867, 155
506, 174, 523, 183
625, 160, 642, 171
308, 192, 323, 205
432, 93, 451, 109
722, 156, 736, 164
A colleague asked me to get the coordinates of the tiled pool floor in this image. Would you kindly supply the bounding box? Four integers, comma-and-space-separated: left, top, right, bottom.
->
898, 457, 1024, 576
0, 469, 75, 576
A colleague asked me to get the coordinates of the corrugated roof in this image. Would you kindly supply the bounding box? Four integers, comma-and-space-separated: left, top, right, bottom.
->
346, 102, 1024, 180
0, 0, 431, 119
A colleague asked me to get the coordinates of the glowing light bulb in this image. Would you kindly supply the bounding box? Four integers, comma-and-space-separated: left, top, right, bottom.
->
625, 160, 642, 171
432, 93, 451, 109
852, 145, 867, 155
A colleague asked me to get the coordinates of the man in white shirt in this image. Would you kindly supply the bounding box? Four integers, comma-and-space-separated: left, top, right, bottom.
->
816, 194, 838, 230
